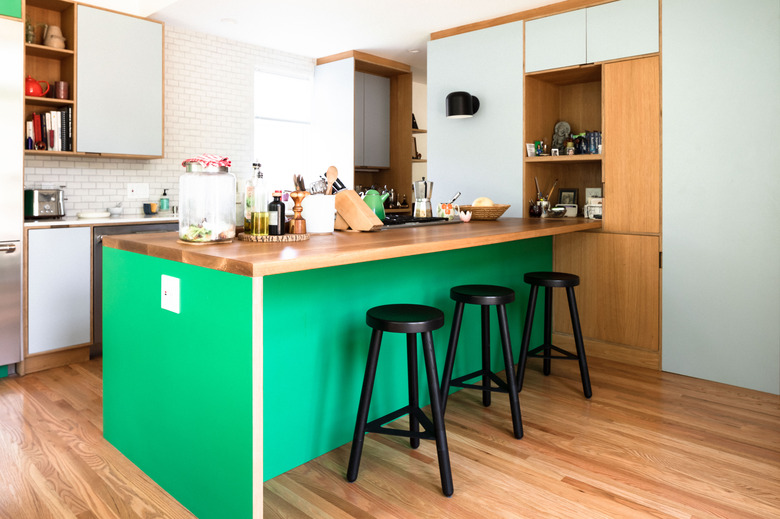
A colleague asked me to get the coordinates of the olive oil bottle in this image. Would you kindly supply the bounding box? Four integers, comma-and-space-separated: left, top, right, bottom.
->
244, 162, 269, 235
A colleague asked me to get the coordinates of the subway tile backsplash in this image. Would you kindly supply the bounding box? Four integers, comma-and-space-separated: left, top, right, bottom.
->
23, 25, 314, 216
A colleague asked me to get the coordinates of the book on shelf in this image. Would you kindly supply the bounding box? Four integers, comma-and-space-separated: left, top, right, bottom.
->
27, 106, 73, 151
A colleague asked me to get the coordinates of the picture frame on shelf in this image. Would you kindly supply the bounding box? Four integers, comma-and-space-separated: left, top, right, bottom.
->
585, 187, 602, 204
558, 188, 578, 206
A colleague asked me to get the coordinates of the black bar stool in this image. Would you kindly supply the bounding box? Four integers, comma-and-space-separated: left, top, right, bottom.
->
346, 304, 454, 497
440, 285, 523, 439
516, 272, 592, 398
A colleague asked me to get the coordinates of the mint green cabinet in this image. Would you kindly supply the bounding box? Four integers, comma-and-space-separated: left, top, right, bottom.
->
0, 0, 22, 19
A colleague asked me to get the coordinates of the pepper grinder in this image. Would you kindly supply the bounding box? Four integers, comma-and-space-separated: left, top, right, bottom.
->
289, 190, 309, 234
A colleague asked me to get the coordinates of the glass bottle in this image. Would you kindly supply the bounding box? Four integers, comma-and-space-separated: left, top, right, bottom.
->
268, 190, 285, 235
244, 162, 269, 235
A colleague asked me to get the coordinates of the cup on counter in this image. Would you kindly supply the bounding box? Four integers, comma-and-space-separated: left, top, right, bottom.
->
143, 202, 158, 215
436, 203, 459, 220
301, 194, 336, 234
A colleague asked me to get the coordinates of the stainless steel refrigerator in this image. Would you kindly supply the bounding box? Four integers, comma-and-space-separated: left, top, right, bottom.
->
0, 18, 24, 369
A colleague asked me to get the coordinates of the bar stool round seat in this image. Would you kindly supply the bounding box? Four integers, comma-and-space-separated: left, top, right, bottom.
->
366, 304, 445, 333
516, 272, 592, 398
347, 304, 454, 497
440, 285, 523, 439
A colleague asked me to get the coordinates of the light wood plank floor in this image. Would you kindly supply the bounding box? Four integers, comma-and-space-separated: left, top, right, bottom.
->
265, 357, 780, 519
0, 357, 778, 518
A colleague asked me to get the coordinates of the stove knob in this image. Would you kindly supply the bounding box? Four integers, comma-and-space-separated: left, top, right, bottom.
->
44, 204, 51, 211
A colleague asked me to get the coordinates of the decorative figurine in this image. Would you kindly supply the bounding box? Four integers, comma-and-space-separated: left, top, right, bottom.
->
551, 121, 571, 155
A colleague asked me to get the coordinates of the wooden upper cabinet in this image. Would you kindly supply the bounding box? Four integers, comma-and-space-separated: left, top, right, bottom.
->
602, 55, 660, 234
76, 5, 163, 157
586, 0, 659, 64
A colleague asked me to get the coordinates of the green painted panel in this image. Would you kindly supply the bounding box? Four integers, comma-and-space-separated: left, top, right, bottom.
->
103, 248, 254, 519
263, 237, 552, 480
0, 365, 8, 378
0, 0, 21, 19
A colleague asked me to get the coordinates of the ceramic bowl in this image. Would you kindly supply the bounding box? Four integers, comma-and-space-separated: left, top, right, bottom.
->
108, 206, 123, 216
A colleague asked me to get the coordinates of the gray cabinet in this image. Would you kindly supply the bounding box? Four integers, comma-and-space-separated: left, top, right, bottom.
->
76, 5, 163, 157
354, 71, 390, 168
587, 0, 659, 63
526, 0, 658, 73
525, 9, 587, 73
27, 227, 91, 355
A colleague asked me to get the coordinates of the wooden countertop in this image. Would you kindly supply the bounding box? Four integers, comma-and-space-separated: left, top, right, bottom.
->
102, 218, 601, 277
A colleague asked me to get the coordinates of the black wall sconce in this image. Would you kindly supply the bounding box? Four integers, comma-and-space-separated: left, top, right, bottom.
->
446, 91, 480, 118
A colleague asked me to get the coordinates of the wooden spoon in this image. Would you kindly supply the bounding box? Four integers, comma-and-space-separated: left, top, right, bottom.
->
325, 166, 338, 195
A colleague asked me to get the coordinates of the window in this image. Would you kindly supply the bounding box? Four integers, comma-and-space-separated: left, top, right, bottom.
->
254, 71, 313, 192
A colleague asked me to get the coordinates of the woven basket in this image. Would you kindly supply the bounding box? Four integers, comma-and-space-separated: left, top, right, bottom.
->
458, 204, 511, 221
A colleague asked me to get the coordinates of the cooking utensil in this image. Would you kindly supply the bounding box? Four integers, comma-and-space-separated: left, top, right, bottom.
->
447, 191, 461, 205
325, 166, 338, 195
546, 179, 558, 201
534, 177, 541, 199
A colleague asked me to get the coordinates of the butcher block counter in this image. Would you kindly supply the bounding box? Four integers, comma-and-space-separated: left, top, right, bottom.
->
102, 217, 601, 276
101, 217, 599, 519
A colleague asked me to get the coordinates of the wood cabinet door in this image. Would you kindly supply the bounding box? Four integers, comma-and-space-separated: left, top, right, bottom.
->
587, 0, 659, 63
603, 56, 660, 234
77, 6, 163, 157
553, 232, 660, 367
525, 9, 586, 73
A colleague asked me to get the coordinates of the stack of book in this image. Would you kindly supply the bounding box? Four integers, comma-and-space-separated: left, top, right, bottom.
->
27, 107, 73, 152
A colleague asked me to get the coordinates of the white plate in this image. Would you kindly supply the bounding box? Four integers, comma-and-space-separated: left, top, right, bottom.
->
77, 211, 111, 219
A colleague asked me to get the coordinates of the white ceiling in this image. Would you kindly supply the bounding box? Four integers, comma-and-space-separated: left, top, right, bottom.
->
142, 0, 564, 82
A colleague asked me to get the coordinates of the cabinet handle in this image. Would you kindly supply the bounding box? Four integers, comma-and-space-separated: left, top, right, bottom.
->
0, 243, 17, 253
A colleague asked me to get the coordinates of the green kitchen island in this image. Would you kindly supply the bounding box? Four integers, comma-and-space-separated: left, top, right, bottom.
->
101, 217, 600, 518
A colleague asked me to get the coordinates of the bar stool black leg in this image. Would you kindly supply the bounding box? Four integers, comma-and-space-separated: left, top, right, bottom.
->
497, 304, 523, 439
481, 305, 491, 407
543, 286, 553, 376
516, 285, 538, 391
407, 333, 420, 448
566, 287, 592, 398
347, 329, 383, 482
421, 330, 454, 497
440, 301, 464, 411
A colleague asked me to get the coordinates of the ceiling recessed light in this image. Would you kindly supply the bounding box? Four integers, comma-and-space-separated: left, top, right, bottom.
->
220, 18, 238, 25
408, 49, 420, 54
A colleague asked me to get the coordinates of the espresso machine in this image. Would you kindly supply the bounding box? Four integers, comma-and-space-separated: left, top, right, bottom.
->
413, 177, 433, 217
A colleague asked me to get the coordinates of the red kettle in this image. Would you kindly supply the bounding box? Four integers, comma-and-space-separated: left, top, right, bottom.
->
26, 75, 50, 97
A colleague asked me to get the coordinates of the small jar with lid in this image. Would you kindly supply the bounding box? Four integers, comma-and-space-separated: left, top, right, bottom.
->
179, 157, 236, 243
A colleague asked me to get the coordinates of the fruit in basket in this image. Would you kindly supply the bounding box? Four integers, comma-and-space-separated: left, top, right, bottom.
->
472, 197, 495, 207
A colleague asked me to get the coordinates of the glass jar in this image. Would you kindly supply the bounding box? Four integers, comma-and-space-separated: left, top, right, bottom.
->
179, 162, 236, 243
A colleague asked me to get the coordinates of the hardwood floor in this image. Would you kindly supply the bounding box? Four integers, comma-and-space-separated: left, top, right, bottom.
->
0, 358, 195, 519
0, 357, 777, 518
264, 357, 780, 519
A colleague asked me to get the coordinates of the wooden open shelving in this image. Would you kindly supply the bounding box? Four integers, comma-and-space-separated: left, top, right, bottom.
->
24, 0, 77, 154
523, 63, 603, 214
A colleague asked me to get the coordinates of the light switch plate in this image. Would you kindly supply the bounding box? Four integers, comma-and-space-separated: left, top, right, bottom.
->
128, 182, 150, 200
161, 275, 180, 314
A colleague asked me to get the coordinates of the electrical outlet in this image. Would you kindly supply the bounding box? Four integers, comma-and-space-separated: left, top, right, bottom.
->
161, 275, 180, 314
127, 183, 150, 200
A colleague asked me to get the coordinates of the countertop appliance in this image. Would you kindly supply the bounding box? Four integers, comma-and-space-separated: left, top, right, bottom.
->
0, 18, 24, 371
92, 223, 179, 356
24, 188, 65, 219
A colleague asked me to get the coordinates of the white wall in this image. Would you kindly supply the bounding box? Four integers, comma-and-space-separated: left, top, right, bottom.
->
23, 25, 314, 216
427, 21, 524, 213
662, 0, 780, 394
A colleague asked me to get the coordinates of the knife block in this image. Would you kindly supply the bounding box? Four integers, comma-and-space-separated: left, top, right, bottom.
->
334, 190, 384, 232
